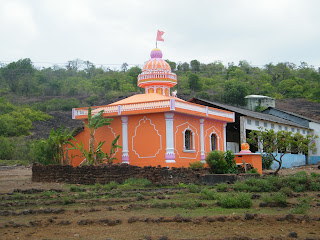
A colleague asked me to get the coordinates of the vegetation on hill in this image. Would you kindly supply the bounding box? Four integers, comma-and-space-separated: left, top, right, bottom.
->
0, 58, 319, 107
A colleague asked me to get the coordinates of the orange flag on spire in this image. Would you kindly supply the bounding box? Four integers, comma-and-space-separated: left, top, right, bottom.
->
156, 30, 165, 41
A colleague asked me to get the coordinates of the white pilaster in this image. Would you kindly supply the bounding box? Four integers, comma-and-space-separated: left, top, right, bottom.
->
164, 113, 175, 163
223, 123, 227, 151
121, 116, 129, 163
200, 118, 205, 162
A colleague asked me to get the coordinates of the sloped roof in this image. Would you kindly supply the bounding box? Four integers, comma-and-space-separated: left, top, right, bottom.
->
263, 107, 320, 124
188, 98, 308, 129
109, 93, 185, 105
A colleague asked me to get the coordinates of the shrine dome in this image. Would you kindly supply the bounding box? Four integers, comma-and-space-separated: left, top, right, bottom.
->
138, 48, 177, 96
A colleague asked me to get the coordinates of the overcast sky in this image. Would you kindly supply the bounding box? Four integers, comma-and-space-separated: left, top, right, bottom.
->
1, 0, 320, 69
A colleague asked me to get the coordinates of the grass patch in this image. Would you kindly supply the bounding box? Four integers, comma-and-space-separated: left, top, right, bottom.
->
0, 159, 31, 166
200, 188, 217, 200
262, 193, 287, 206
290, 197, 311, 214
217, 192, 253, 208
215, 183, 229, 192
187, 184, 200, 193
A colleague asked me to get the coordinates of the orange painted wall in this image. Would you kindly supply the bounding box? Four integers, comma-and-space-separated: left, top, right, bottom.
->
69, 112, 227, 168
235, 154, 262, 174
203, 119, 225, 154
68, 118, 122, 167
127, 113, 166, 167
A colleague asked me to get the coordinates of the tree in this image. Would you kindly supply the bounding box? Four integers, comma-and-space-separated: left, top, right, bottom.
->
166, 60, 176, 72
247, 128, 318, 175
47, 127, 76, 165
222, 80, 249, 106
188, 73, 201, 91
86, 107, 113, 165
121, 62, 128, 72
190, 59, 200, 72
2, 58, 35, 94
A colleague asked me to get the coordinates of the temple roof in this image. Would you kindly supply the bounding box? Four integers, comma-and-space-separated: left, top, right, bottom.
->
109, 93, 185, 105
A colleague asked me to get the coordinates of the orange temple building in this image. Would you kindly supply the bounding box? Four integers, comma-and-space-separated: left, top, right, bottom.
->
69, 48, 235, 167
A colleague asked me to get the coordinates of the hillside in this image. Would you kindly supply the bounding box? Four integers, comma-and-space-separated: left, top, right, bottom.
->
276, 98, 320, 122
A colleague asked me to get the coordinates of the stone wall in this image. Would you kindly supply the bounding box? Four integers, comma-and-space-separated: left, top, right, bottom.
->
32, 164, 210, 185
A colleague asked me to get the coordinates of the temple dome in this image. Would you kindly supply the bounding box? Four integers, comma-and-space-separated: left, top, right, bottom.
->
138, 48, 177, 95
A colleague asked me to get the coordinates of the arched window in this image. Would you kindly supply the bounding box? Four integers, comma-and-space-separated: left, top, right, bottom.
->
156, 88, 162, 94
211, 134, 217, 151
185, 130, 192, 150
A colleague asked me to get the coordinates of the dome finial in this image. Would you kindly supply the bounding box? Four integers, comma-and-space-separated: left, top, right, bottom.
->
150, 48, 163, 58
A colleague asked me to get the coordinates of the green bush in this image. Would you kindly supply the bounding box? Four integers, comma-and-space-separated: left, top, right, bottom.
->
310, 172, 320, 178
262, 193, 287, 205
187, 184, 200, 193
0, 136, 14, 159
205, 150, 238, 174
177, 183, 187, 188
206, 150, 228, 174
103, 181, 118, 191
70, 185, 86, 192
310, 181, 320, 191
224, 150, 238, 173
261, 154, 274, 170
215, 183, 229, 192
244, 178, 275, 192
279, 186, 293, 196
189, 161, 204, 170
31, 98, 81, 112
290, 198, 311, 214
217, 192, 253, 208
233, 181, 252, 192
200, 188, 217, 200
118, 178, 152, 190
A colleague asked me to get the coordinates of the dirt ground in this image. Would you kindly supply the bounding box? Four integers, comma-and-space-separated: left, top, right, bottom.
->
0, 165, 320, 240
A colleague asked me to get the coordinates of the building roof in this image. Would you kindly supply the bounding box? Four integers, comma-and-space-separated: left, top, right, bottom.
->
72, 94, 235, 123
188, 98, 309, 129
109, 93, 184, 105
262, 107, 320, 124
245, 95, 274, 99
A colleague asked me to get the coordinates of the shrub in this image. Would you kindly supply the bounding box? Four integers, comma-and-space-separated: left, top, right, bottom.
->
200, 188, 217, 200
187, 184, 200, 193
0, 136, 14, 160
310, 172, 320, 178
136, 193, 144, 201
244, 178, 275, 192
70, 185, 86, 192
261, 154, 274, 170
290, 198, 311, 214
189, 161, 204, 170
103, 181, 118, 191
177, 183, 187, 188
279, 186, 293, 196
233, 181, 252, 192
206, 150, 228, 174
217, 192, 253, 208
123, 178, 152, 188
224, 150, 238, 173
31, 98, 80, 112
262, 193, 287, 206
293, 184, 306, 192
310, 181, 320, 191
215, 183, 229, 192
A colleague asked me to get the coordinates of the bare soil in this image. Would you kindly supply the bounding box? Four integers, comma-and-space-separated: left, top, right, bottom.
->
1, 165, 320, 239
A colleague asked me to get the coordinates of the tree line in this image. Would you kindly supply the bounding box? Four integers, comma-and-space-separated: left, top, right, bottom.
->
1, 58, 319, 107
